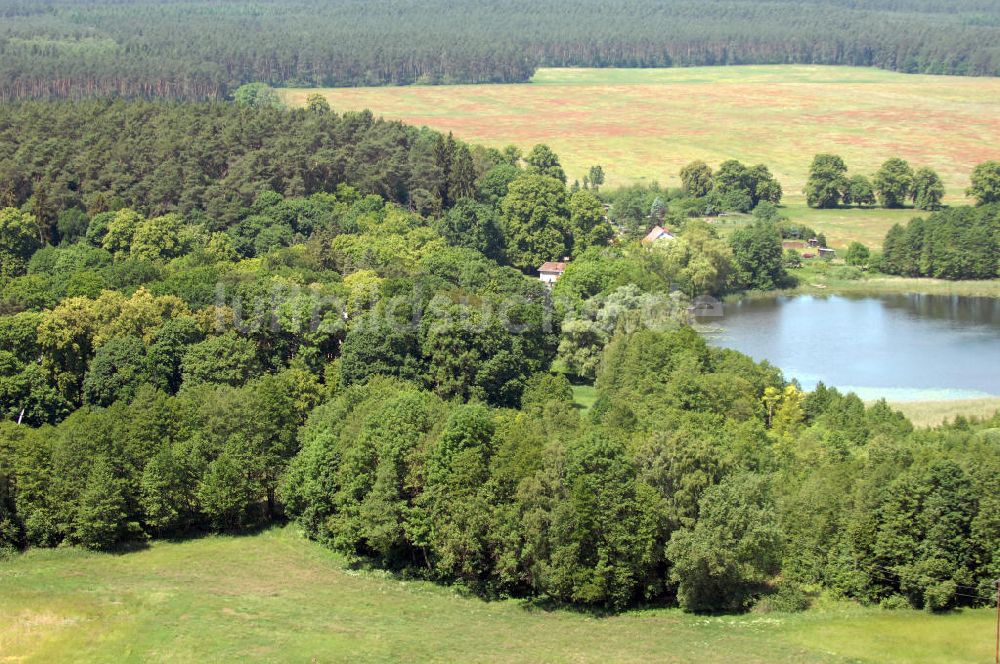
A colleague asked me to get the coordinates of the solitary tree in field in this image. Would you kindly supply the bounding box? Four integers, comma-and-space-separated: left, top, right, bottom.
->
680, 160, 713, 198
588, 165, 605, 191
874, 158, 914, 208
804, 154, 848, 208
967, 160, 1000, 205
911, 167, 945, 210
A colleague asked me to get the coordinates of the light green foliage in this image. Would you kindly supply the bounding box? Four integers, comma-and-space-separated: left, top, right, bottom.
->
844, 241, 871, 267
0, 207, 41, 277
567, 189, 613, 255
524, 144, 567, 183
500, 174, 570, 270
101, 208, 144, 255
233, 82, 282, 109
729, 220, 787, 290
680, 160, 713, 198
655, 220, 734, 296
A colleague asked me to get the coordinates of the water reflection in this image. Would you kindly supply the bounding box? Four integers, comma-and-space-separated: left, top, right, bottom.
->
697, 294, 1000, 401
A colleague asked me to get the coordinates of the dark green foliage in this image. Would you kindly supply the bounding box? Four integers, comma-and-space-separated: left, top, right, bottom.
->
874, 158, 915, 209
74, 456, 140, 550
843, 174, 877, 207
181, 333, 262, 387
667, 473, 783, 612
438, 199, 504, 260
880, 206, 999, 279
709, 161, 782, 213
912, 167, 944, 211
729, 221, 787, 290
0, 101, 486, 221
968, 161, 1000, 205
805, 154, 848, 209
82, 336, 150, 406
2, 0, 999, 101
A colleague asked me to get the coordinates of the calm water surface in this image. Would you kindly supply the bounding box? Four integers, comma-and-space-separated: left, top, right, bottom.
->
698, 294, 1000, 401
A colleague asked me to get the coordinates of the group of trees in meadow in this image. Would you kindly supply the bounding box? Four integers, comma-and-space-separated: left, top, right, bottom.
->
872, 160, 1000, 280
0, 99, 996, 617
879, 204, 1000, 279
805, 154, 946, 210
679, 159, 783, 214
2, 0, 1000, 101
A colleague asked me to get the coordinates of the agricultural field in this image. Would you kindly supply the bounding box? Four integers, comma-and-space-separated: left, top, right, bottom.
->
284, 66, 1000, 248
1, 526, 994, 664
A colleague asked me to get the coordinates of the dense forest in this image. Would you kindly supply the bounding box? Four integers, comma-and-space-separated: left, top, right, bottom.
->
3, 0, 1000, 100
1, 100, 998, 616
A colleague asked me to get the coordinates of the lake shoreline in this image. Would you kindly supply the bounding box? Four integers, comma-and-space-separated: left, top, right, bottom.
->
724, 276, 1000, 302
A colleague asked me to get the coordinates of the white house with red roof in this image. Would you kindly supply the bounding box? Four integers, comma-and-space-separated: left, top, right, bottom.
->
641, 225, 676, 245
537, 261, 567, 288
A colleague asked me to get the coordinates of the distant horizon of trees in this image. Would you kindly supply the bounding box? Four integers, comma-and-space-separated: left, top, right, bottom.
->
3, 0, 1000, 101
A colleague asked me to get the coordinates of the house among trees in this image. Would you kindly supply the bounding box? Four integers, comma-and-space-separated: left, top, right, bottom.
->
538, 261, 567, 288
641, 225, 676, 245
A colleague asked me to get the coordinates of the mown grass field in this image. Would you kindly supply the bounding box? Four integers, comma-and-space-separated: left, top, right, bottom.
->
283, 66, 1000, 206
1, 527, 993, 663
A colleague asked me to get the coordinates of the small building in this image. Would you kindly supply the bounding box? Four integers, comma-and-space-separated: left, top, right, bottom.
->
641, 225, 676, 245
818, 247, 836, 259
807, 238, 821, 248
538, 261, 567, 288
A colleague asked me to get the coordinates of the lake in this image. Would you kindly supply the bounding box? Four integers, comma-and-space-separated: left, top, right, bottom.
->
696, 294, 1000, 401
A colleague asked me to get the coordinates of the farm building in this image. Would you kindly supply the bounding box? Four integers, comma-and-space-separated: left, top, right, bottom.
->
641, 225, 676, 245
818, 247, 836, 259
538, 261, 567, 288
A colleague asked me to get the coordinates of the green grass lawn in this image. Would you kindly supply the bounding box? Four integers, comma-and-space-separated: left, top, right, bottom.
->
571, 384, 597, 412
283, 65, 1000, 204
0, 527, 994, 663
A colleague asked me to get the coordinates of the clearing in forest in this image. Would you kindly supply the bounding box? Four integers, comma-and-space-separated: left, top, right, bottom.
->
284, 66, 1000, 247
0, 526, 994, 662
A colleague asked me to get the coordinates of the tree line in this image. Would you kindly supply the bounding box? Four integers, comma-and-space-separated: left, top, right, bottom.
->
2, 0, 1000, 101
0, 99, 996, 616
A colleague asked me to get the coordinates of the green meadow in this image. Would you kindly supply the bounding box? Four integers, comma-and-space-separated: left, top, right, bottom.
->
1, 526, 994, 663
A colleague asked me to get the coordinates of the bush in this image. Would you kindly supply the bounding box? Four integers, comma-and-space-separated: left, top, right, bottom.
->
879, 595, 911, 610
829, 266, 863, 281
754, 582, 812, 613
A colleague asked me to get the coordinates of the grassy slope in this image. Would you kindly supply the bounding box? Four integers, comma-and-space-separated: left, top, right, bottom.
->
0, 527, 994, 663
